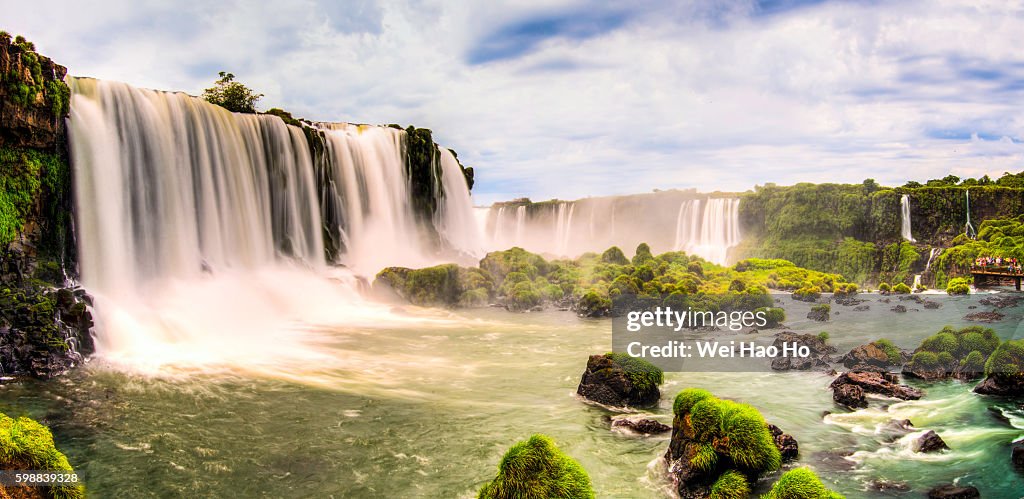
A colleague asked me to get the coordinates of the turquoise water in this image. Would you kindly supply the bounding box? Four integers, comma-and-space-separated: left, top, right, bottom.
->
1, 294, 1023, 498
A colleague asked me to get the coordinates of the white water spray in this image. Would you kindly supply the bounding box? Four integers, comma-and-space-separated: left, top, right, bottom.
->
900, 195, 915, 242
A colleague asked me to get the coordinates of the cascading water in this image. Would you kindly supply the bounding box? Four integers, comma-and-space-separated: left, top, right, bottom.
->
66, 78, 476, 371
676, 198, 742, 265
481, 194, 741, 264
900, 194, 915, 242
435, 147, 485, 258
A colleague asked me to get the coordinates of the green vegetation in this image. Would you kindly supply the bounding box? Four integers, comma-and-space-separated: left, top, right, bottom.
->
809, 304, 830, 320
933, 215, 1024, 287
477, 434, 594, 499
891, 282, 911, 294
872, 339, 903, 364
264, 108, 302, 127
984, 339, 1024, 378
0, 412, 84, 499
673, 388, 781, 476
792, 285, 821, 302
762, 467, 844, 499
817, 332, 829, 342
946, 277, 971, 295
878, 282, 891, 293
710, 470, 750, 499
757, 307, 786, 328
404, 126, 443, 225
379, 245, 847, 318
202, 71, 263, 113
607, 353, 663, 392
907, 326, 1001, 375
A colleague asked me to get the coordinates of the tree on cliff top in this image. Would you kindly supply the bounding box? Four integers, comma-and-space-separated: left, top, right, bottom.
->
202, 71, 262, 114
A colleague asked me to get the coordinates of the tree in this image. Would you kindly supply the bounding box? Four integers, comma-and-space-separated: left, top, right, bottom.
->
202, 71, 262, 113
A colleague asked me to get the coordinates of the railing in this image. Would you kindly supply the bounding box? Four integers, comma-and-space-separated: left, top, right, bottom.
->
970, 265, 1024, 276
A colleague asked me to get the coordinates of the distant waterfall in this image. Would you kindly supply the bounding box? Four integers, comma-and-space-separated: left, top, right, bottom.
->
900, 194, 915, 242
66, 77, 480, 368
482, 194, 741, 264
673, 198, 742, 265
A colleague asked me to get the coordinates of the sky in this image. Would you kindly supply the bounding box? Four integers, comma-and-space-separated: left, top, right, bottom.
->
6, 0, 1024, 204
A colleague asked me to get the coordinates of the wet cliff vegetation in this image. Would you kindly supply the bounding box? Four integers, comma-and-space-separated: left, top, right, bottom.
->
0, 33, 93, 380
376, 243, 847, 319
737, 173, 1024, 287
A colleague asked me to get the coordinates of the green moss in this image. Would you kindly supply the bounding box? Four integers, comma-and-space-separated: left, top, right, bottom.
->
872, 339, 903, 364
757, 307, 786, 328
910, 351, 939, 369
961, 350, 987, 373
673, 388, 714, 417
762, 467, 844, 499
600, 246, 629, 265
792, 286, 821, 301
710, 470, 750, 499
892, 282, 912, 294
878, 282, 891, 292
607, 353, 663, 392
477, 434, 595, 499
945, 277, 971, 295
817, 332, 830, 342
985, 339, 1024, 377
679, 390, 781, 474
0, 413, 84, 499
689, 442, 719, 472
264, 108, 302, 127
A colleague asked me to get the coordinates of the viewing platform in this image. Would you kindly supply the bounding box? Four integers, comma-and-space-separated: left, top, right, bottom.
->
970, 266, 1024, 290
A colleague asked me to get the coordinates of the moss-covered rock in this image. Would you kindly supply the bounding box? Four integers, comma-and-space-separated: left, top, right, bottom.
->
761, 467, 844, 499
0, 412, 85, 499
664, 389, 782, 498
892, 282, 912, 294
974, 339, 1024, 396
576, 353, 663, 408
903, 326, 999, 380
477, 434, 594, 499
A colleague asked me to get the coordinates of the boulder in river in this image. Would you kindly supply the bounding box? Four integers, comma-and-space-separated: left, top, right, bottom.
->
769, 332, 836, 372
611, 416, 670, 435
1011, 442, 1024, 470
829, 371, 922, 409
964, 310, 1004, 323
576, 353, 662, 408
926, 484, 980, 499
913, 430, 949, 453
767, 423, 799, 461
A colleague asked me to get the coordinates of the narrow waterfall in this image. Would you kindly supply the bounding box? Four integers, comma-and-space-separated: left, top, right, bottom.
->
900, 194, 915, 242
436, 147, 484, 258
924, 247, 941, 273
480, 194, 741, 264
66, 78, 479, 369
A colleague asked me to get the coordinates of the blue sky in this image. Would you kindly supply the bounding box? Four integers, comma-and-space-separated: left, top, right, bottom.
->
7, 0, 1024, 204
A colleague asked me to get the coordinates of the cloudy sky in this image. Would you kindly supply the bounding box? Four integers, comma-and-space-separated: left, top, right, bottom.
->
7, 0, 1024, 204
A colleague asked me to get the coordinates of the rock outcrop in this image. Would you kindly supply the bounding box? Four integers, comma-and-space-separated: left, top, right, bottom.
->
926, 484, 980, 499
577, 353, 663, 408
830, 371, 923, 409
912, 430, 949, 453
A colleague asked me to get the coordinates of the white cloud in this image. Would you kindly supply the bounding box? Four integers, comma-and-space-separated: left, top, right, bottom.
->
6, 0, 1024, 204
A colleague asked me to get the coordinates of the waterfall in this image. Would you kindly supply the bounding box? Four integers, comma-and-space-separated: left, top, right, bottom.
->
924, 247, 941, 273
66, 77, 478, 370
912, 274, 922, 290
900, 194, 915, 242
675, 198, 741, 265
435, 147, 484, 258
479, 194, 741, 264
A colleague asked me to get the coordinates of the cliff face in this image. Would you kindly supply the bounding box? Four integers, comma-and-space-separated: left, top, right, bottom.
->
0, 33, 91, 379
0, 33, 68, 149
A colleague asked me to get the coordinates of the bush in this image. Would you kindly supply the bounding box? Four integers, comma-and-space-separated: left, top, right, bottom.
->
817, 332, 829, 342
792, 286, 821, 302
0, 413, 85, 499
600, 246, 629, 265
762, 467, 845, 499
892, 283, 912, 294
757, 307, 785, 328
961, 350, 986, 373
477, 434, 595, 499
508, 281, 541, 311
946, 277, 971, 295
710, 470, 750, 499
576, 290, 611, 317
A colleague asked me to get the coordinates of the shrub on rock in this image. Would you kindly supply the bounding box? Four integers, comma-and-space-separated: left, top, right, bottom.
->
945, 277, 971, 295
477, 434, 594, 499
892, 283, 912, 295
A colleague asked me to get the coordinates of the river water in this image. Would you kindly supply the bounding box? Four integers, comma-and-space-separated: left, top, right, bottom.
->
2, 293, 1023, 498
